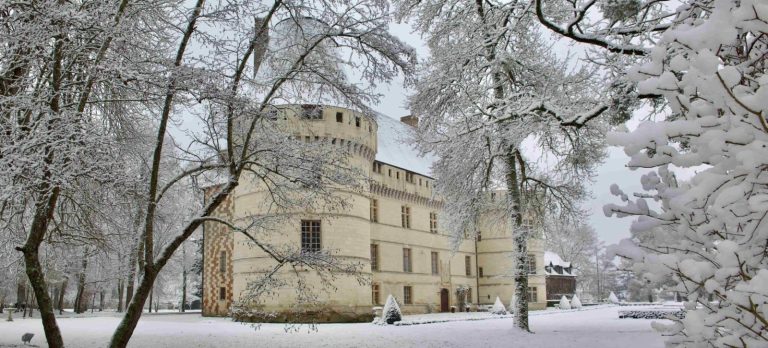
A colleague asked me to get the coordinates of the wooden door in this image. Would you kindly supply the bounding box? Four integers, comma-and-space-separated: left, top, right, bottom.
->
440, 288, 449, 312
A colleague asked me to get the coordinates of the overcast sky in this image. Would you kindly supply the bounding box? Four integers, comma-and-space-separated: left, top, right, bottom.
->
376, 22, 659, 247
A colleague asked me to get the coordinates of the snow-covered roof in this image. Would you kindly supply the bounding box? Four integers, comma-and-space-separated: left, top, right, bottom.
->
544, 251, 574, 276
373, 113, 435, 177
544, 251, 571, 268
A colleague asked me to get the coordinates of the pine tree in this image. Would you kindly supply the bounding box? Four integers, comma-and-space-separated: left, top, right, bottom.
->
491, 296, 507, 315
381, 294, 402, 325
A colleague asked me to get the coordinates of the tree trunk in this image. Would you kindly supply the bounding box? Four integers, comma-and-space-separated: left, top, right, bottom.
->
117, 279, 124, 312
148, 286, 153, 313
29, 291, 35, 318
125, 204, 145, 307
57, 278, 67, 315
505, 150, 529, 332
99, 289, 104, 311
109, 270, 157, 348
181, 243, 187, 313
20, 245, 65, 347
23, 285, 28, 318
74, 250, 89, 314
181, 269, 187, 312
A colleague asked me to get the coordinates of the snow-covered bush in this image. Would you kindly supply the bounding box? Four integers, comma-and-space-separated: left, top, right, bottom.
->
619, 310, 685, 320
571, 295, 582, 309
491, 297, 507, 315
608, 292, 619, 304
603, 0, 768, 346
559, 296, 571, 310
381, 295, 402, 324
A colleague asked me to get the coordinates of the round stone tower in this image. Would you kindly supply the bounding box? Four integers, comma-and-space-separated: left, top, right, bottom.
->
226, 105, 377, 322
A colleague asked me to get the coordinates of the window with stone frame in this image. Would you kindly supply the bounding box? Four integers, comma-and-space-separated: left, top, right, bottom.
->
403, 286, 413, 304
528, 254, 537, 274
528, 286, 538, 303
219, 251, 226, 274
370, 199, 378, 222
401, 206, 411, 228
370, 244, 379, 271
465, 256, 472, 276
219, 287, 226, 300
431, 251, 439, 275
403, 248, 412, 273
300, 220, 321, 253
429, 212, 438, 233
372, 283, 380, 305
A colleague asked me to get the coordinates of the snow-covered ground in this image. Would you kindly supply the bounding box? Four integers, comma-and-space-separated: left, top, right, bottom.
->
0, 305, 667, 347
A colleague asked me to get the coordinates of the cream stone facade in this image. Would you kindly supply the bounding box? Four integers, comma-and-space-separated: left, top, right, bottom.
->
202, 105, 547, 321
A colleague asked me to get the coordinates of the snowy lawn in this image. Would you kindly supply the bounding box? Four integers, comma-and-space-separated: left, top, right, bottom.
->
0, 305, 667, 347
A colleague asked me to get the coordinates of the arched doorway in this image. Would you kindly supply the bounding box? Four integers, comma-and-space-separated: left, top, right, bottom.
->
440, 288, 450, 312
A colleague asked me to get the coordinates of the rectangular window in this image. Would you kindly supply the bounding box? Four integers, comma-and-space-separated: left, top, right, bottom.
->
301, 220, 321, 253
465, 256, 472, 276
528, 254, 536, 274
219, 287, 226, 300
372, 283, 380, 305
401, 206, 411, 228
431, 251, 439, 275
388, 169, 392, 177
528, 287, 538, 303
405, 172, 414, 183
336, 112, 343, 123
301, 104, 323, 119
479, 267, 484, 277
403, 286, 412, 305
370, 244, 379, 271
396, 171, 400, 179
419, 178, 422, 186
355, 116, 361, 127
370, 199, 378, 222
403, 248, 412, 273
429, 212, 438, 233
219, 251, 226, 274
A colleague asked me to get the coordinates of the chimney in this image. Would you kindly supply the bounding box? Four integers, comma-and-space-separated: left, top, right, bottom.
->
400, 115, 418, 128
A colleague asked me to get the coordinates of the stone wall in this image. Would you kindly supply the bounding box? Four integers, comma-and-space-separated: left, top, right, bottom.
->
202, 186, 235, 316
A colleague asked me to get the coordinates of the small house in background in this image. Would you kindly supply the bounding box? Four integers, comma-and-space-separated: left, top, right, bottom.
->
544, 252, 576, 306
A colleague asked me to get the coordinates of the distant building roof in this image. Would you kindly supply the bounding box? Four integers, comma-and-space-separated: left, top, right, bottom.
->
544, 251, 575, 277
373, 113, 435, 177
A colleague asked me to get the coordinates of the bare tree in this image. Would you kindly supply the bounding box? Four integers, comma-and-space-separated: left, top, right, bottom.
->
395, 0, 610, 331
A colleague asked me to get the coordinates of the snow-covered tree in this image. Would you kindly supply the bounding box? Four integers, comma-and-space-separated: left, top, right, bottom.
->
539, 0, 768, 345
396, 0, 611, 331
608, 292, 619, 304
381, 294, 402, 324
559, 296, 571, 310
1, 0, 414, 347
491, 296, 508, 315
571, 295, 582, 309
